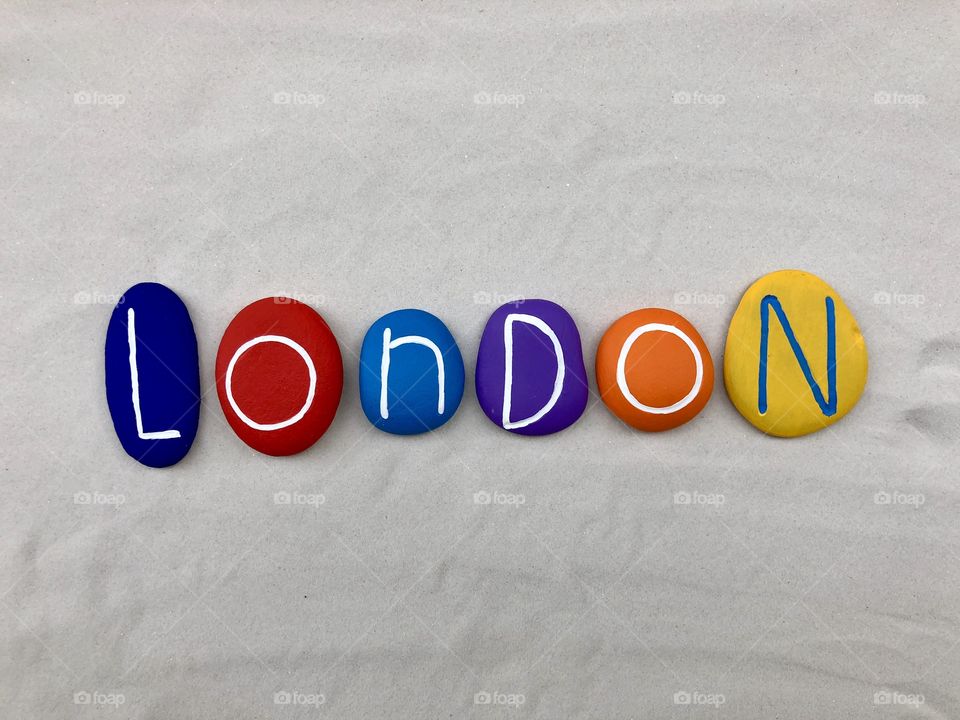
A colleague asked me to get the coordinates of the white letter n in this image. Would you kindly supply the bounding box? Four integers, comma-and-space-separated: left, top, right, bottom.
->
380, 328, 446, 420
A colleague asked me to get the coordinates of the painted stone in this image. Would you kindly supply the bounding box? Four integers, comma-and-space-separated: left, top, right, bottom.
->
596, 308, 714, 432
475, 299, 588, 436
216, 297, 343, 456
358, 309, 465, 435
104, 282, 200, 468
724, 269, 868, 437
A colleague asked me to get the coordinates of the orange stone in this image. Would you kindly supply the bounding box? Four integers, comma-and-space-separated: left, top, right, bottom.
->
596, 308, 714, 432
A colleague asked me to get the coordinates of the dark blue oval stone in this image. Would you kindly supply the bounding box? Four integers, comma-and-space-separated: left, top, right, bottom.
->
104, 283, 200, 467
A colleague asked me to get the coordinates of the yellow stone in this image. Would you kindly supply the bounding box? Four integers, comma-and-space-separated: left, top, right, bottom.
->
724, 269, 868, 437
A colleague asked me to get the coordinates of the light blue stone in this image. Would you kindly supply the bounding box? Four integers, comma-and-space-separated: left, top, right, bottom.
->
359, 309, 464, 435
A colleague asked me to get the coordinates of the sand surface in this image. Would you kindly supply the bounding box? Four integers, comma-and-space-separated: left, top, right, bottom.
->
1, 2, 958, 717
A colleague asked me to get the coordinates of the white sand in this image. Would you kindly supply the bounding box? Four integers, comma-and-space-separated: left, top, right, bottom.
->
1, 2, 957, 717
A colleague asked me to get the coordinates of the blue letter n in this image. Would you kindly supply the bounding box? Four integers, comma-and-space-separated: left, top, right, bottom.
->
758, 295, 837, 417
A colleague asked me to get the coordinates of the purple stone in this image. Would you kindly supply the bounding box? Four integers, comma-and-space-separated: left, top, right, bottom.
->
475, 299, 589, 436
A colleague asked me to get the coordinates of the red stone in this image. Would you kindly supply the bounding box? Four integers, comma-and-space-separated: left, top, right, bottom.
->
216, 298, 343, 456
